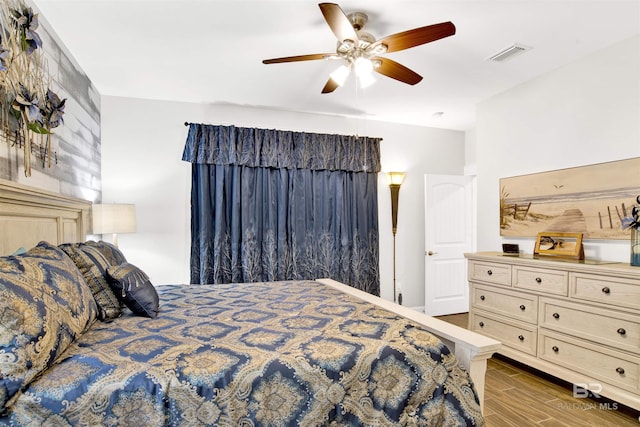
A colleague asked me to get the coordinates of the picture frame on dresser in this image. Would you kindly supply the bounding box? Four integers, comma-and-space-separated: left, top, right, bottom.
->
533, 232, 584, 260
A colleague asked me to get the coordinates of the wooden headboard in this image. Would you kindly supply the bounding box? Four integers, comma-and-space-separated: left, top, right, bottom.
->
0, 178, 91, 255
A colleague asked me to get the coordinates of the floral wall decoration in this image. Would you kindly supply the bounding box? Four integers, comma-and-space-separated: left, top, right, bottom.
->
0, 0, 66, 177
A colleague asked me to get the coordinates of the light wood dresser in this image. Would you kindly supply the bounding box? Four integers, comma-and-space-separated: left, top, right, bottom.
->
465, 252, 640, 410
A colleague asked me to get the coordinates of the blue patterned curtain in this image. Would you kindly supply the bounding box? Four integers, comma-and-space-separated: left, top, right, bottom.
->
182, 124, 381, 295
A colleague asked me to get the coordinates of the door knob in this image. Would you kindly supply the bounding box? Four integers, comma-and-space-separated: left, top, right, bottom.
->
427, 251, 438, 256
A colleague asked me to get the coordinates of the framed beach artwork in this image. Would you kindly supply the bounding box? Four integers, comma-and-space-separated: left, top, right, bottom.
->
500, 157, 640, 240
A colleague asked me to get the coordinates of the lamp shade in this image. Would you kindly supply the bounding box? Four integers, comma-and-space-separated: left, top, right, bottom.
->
387, 172, 406, 186
92, 204, 136, 234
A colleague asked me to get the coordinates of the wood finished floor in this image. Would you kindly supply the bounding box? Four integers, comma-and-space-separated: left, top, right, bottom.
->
435, 313, 640, 426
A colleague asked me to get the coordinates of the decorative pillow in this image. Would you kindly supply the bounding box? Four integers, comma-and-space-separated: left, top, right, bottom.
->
59, 243, 122, 321
0, 242, 98, 411
107, 263, 159, 318
85, 240, 128, 265
0, 241, 97, 328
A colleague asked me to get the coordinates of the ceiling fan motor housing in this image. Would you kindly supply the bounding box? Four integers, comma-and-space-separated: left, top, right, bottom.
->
347, 11, 368, 31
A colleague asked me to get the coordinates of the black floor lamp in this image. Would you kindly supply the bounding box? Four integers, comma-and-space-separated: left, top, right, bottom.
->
387, 172, 406, 304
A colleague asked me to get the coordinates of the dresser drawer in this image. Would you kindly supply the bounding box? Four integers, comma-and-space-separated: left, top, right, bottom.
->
513, 266, 568, 296
472, 284, 538, 324
470, 310, 537, 355
468, 261, 511, 287
570, 272, 640, 311
539, 298, 640, 354
539, 330, 640, 393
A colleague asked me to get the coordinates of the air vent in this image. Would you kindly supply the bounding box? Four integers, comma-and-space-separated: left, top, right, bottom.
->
487, 43, 531, 62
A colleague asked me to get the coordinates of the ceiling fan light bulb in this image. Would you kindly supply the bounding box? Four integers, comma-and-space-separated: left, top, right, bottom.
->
354, 57, 374, 76
330, 65, 350, 86
358, 71, 376, 88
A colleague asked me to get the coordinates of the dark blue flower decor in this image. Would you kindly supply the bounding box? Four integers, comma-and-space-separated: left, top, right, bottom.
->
622, 195, 640, 266
0, 0, 67, 176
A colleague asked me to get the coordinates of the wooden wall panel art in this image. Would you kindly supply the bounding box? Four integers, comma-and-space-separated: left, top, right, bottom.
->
500, 157, 640, 240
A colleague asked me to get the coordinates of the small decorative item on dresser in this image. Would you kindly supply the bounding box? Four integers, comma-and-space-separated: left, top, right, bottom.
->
502, 243, 519, 255
632, 228, 640, 267
533, 231, 584, 260
622, 195, 640, 266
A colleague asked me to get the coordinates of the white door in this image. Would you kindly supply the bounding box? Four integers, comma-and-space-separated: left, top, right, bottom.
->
424, 174, 474, 316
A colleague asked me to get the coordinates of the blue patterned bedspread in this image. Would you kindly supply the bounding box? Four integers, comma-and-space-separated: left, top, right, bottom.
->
2, 281, 484, 426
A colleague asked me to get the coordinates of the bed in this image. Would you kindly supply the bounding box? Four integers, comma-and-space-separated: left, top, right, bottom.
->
0, 178, 500, 425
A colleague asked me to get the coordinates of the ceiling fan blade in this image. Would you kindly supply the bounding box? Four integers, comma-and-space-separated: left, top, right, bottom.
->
373, 21, 455, 53
263, 53, 334, 64
319, 3, 358, 43
321, 77, 340, 94
373, 57, 423, 85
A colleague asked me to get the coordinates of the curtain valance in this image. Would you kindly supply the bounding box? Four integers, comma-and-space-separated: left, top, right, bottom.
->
182, 123, 381, 173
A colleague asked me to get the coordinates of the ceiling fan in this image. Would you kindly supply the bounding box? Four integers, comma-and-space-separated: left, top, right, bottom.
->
262, 3, 456, 93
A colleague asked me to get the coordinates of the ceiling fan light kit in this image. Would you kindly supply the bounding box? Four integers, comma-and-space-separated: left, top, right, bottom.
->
328, 56, 377, 90
262, 3, 456, 93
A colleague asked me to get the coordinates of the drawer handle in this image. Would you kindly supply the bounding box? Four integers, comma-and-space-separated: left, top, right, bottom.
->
602, 287, 611, 294
617, 328, 626, 336
616, 367, 625, 375
519, 304, 526, 311
480, 295, 485, 301
553, 312, 560, 319
518, 335, 525, 341
535, 277, 542, 283
479, 322, 484, 328
552, 345, 559, 353
487, 270, 493, 276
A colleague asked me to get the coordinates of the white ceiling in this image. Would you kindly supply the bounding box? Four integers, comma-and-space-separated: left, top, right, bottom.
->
32, 0, 640, 131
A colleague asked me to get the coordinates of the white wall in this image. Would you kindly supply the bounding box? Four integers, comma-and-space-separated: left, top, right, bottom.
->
474, 35, 640, 261
101, 98, 465, 307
